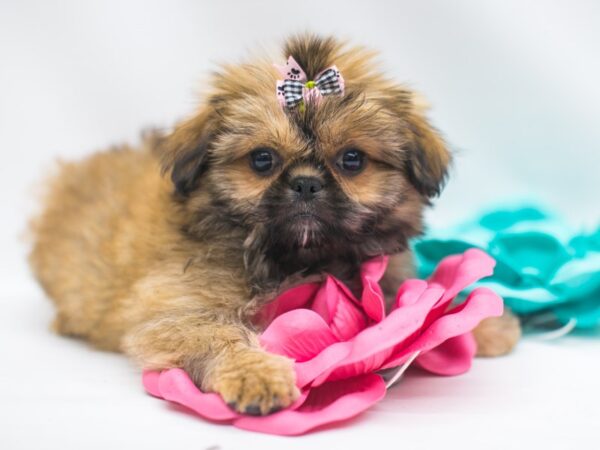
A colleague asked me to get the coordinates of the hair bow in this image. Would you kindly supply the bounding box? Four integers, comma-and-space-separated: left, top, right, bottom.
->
275, 56, 345, 109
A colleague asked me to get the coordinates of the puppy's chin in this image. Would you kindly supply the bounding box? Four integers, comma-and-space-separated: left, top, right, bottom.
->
284, 213, 327, 249
263, 198, 337, 251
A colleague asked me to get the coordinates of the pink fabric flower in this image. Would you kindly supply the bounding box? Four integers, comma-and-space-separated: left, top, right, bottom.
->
143, 249, 503, 435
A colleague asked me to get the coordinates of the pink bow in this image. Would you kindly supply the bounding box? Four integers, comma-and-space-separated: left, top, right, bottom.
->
275, 56, 345, 108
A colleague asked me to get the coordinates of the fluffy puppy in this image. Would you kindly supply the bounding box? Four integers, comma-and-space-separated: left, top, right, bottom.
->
29, 35, 520, 416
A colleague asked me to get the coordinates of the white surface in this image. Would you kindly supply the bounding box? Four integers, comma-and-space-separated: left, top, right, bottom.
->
3, 295, 599, 449
1, 1, 599, 449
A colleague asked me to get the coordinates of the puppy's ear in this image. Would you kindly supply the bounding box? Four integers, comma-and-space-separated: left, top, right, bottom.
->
158, 106, 217, 196
404, 102, 451, 198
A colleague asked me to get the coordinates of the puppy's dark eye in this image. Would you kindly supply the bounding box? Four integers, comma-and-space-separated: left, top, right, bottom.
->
250, 148, 277, 174
338, 149, 366, 173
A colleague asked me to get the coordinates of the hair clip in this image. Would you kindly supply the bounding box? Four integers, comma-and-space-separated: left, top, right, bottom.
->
274, 56, 345, 109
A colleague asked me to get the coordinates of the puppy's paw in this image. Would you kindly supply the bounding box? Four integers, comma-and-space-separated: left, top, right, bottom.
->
473, 310, 521, 357
207, 350, 299, 416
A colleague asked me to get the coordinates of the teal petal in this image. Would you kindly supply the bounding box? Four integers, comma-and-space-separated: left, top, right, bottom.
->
464, 280, 562, 314
413, 239, 474, 278
554, 291, 600, 329
489, 231, 571, 283
412, 203, 600, 331
478, 206, 549, 231
569, 227, 600, 256
550, 253, 600, 298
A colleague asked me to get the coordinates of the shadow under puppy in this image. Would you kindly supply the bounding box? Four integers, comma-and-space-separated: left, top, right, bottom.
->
29, 35, 520, 416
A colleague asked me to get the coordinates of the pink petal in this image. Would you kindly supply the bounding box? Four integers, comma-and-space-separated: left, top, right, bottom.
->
395, 279, 428, 308
144, 369, 313, 424
312, 276, 367, 341
414, 333, 477, 375
360, 256, 388, 322
329, 301, 368, 341
145, 369, 239, 421
257, 283, 320, 324
234, 373, 386, 436
331, 276, 362, 306
295, 340, 353, 388
422, 249, 497, 329
312, 287, 445, 384
382, 287, 503, 370
143, 370, 162, 397
361, 277, 386, 322
260, 309, 338, 362
361, 255, 389, 282
429, 248, 496, 309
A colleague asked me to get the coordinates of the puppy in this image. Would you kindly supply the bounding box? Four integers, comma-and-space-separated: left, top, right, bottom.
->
29, 35, 520, 416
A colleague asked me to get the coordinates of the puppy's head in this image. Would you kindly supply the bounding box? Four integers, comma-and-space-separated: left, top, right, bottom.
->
160, 35, 450, 287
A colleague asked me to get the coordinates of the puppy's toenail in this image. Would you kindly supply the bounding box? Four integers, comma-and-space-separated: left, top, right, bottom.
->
268, 405, 282, 414
244, 404, 262, 416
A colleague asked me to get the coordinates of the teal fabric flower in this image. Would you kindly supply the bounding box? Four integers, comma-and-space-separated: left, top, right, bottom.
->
413, 205, 600, 330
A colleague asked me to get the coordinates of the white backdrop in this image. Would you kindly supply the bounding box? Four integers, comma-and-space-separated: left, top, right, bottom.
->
1, 1, 599, 449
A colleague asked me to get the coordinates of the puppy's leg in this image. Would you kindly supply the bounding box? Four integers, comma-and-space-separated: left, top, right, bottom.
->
123, 310, 299, 415
379, 250, 416, 307
473, 309, 521, 357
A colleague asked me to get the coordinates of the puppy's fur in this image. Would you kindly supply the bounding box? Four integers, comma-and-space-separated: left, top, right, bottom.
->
29, 35, 519, 415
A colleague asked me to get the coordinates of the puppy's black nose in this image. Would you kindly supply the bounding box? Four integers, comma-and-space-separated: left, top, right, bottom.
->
290, 176, 323, 200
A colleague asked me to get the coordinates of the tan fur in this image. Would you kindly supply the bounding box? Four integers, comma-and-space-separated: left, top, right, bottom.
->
474, 310, 521, 357
29, 35, 518, 416
29, 142, 289, 412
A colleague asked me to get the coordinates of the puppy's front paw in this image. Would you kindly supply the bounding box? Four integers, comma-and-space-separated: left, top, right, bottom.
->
473, 310, 521, 357
207, 350, 299, 416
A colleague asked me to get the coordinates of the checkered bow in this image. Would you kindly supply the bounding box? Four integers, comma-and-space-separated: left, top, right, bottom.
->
275, 56, 345, 108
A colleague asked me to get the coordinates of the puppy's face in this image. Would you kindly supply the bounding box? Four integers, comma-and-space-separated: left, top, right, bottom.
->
161, 36, 450, 286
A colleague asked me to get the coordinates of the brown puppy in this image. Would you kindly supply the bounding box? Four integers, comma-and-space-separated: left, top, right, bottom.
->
29, 35, 520, 416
